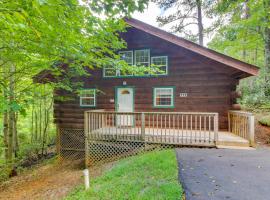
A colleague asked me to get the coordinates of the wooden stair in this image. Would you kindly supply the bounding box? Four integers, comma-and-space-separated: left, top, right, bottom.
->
216, 132, 251, 148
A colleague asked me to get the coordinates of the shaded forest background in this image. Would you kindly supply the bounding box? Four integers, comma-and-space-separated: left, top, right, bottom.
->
0, 0, 269, 181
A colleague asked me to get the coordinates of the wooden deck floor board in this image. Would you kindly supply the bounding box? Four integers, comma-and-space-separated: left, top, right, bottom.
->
88, 127, 249, 147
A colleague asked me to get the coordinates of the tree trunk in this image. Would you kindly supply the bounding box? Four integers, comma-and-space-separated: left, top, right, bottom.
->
242, 0, 250, 62
265, 27, 270, 93
7, 64, 15, 163
2, 67, 9, 161
263, 0, 270, 95
196, 0, 204, 46
3, 112, 8, 161
14, 113, 19, 157
31, 106, 34, 142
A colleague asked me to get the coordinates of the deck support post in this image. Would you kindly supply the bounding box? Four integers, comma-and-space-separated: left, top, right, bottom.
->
248, 115, 255, 147
56, 125, 61, 161
141, 112, 145, 141
214, 113, 219, 145
84, 112, 89, 168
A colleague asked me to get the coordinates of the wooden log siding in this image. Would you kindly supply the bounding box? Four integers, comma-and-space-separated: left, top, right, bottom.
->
85, 111, 219, 145
54, 27, 244, 130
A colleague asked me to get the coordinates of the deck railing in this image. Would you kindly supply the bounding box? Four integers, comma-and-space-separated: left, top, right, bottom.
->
84, 111, 219, 146
228, 110, 255, 146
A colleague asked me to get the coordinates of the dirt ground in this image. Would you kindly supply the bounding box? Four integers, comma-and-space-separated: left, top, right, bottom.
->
255, 123, 270, 146
254, 113, 270, 147
0, 160, 113, 200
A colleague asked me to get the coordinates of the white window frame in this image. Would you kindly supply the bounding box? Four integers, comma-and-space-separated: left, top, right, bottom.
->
103, 51, 134, 77
119, 50, 133, 65
153, 87, 174, 108
151, 56, 168, 75
103, 67, 116, 77
119, 50, 133, 76
80, 89, 96, 107
134, 49, 150, 67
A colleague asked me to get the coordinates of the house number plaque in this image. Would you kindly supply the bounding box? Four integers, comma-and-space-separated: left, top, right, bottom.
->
179, 93, 188, 97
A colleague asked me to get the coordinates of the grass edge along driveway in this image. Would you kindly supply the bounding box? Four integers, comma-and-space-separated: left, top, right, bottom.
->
65, 150, 183, 200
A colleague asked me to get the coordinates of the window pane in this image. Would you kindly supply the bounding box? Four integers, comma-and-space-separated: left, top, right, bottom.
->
80, 90, 95, 97
156, 97, 172, 105
118, 51, 133, 76
135, 49, 150, 67
119, 51, 133, 65
104, 68, 116, 77
155, 88, 173, 106
151, 56, 167, 75
80, 89, 96, 106
81, 98, 95, 106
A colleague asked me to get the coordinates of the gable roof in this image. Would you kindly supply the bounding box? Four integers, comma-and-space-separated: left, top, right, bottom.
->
125, 18, 259, 76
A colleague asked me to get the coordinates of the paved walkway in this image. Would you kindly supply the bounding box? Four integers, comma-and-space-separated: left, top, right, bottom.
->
176, 148, 270, 200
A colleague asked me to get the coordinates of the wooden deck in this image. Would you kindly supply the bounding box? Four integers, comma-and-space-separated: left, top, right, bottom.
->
85, 111, 254, 148
89, 127, 249, 147
83, 110, 254, 166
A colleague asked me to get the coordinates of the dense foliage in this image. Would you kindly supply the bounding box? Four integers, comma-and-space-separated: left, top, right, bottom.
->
207, 0, 270, 109
0, 0, 148, 181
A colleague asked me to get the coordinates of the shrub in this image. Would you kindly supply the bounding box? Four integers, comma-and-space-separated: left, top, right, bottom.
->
259, 115, 270, 127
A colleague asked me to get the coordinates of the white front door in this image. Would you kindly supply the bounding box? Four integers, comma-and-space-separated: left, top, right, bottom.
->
116, 87, 134, 126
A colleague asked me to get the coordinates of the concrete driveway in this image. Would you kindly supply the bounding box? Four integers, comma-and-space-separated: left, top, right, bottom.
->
176, 148, 270, 200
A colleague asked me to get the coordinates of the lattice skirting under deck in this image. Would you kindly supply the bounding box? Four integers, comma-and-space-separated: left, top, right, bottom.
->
57, 128, 178, 166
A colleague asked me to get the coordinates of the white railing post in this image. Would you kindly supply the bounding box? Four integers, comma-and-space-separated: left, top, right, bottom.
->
214, 113, 219, 144
141, 112, 145, 141
248, 115, 255, 146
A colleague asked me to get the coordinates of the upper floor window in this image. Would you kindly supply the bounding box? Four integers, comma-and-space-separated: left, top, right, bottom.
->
80, 89, 96, 107
103, 49, 168, 78
119, 51, 133, 76
119, 51, 133, 65
151, 56, 168, 75
135, 49, 150, 67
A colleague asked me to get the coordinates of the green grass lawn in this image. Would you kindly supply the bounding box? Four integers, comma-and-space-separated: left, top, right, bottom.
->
65, 150, 183, 200
259, 115, 270, 127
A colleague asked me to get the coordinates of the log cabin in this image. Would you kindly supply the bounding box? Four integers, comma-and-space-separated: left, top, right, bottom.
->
44, 18, 259, 162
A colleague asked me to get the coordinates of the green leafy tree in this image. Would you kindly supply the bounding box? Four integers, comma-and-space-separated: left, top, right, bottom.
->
208, 0, 270, 108
0, 0, 148, 169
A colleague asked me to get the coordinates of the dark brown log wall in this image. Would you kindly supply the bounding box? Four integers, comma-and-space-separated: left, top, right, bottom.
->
54, 27, 240, 130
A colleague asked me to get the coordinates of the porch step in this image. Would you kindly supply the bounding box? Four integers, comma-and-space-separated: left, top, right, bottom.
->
217, 131, 250, 147
216, 141, 250, 147
216, 145, 255, 150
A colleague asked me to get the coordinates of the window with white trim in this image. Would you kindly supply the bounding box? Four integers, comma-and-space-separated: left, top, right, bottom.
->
119, 51, 133, 65
80, 89, 96, 107
103, 67, 116, 77
119, 51, 133, 76
103, 51, 133, 77
153, 87, 174, 107
135, 49, 150, 67
151, 56, 168, 75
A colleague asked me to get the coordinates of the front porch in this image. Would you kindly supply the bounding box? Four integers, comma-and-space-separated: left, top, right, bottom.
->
84, 110, 254, 148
